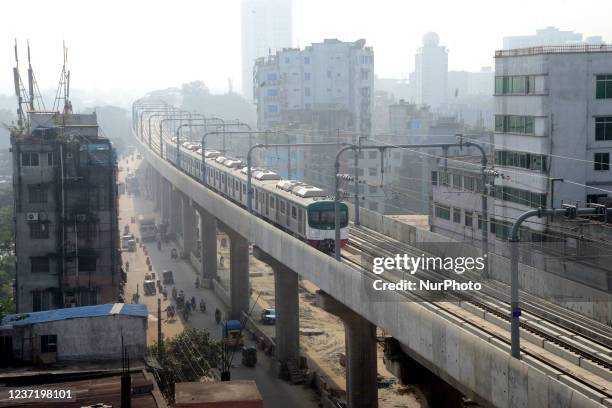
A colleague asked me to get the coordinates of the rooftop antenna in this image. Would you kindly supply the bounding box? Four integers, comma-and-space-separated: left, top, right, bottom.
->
13, 39, 29, 129
52, 41, 72, 114
27, 41, 34, 111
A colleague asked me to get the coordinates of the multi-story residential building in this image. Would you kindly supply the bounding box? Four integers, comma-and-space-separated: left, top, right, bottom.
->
11, 111, 120, 312
253, 38, 374, 136
493, 44, 612, 232
253, 38, 374, 199
414, 32, 448, 110
241, 0, 293, 99
503, 26, 603, 50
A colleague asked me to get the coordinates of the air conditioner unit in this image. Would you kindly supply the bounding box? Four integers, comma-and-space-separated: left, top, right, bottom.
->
26, 212, 39, 221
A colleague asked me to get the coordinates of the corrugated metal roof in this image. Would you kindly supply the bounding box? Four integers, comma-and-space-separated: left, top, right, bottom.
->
1, 303, 148, 327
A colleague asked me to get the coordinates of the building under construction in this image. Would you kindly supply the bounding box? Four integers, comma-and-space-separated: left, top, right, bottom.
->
10, 43, 120, 312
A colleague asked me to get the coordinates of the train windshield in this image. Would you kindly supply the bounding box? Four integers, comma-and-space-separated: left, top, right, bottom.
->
308, 208, 348, 228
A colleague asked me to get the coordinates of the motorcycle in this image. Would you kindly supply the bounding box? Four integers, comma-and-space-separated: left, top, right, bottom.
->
171, 248, 178, 260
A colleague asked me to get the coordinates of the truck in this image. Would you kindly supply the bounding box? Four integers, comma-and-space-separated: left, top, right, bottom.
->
125, 174, 139, 195
138, 214, 157, 242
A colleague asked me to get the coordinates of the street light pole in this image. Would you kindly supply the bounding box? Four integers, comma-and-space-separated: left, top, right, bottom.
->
508, 204, 611, 358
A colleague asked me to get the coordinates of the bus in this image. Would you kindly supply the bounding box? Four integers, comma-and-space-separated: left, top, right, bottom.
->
138, 214, 157, 242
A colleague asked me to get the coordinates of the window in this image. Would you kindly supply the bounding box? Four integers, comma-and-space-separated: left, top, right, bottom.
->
369, 185, 378, 194
28, 185, 48, 204
280, 201, 286, 214
369, 202, 379, 211
357, 168, 364, 176
594, 152, 610, 171
368, 151, 377, 159
490, 218, 497, 234
452, 174, 462, 189
47, 152, 54, 166
41, 334, 57, 353
495, 75, 537, 95
440, 172, 450, 187
465, 211, 473, 227
304, 88, 311, 97
266, 88, 278, 97
291, 206, 297, 219
361, 69, 369, 80
464, 176, 475, 191
368, 167, 377, 176
267, 105, 278, 113
495, 115, 535, 134
31, 256, 50, 273
596, 75, 612, 99
431, 171, 438, 186
242, 184, 246, 194
32, 291, 52, 312
452, 208, 461, 223
477, 215, 483, 230
30, 222, 49, 239
21, 152, 39, 167
78, 255, 97, 272
303, 56, 310, 64
495, 220, 512, 240
495, 150, 547, 171
304, 72, 311, 81
434, 204, 451, 220
595, 117, 612, 141
266, 73, 278, 81
494, 185, 547, 207
270, 197, 275, 209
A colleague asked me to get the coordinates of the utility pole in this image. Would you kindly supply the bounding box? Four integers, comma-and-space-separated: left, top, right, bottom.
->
157, 298, 163, 362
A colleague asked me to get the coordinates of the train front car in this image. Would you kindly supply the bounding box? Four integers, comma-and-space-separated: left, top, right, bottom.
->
305, 200, 349, 252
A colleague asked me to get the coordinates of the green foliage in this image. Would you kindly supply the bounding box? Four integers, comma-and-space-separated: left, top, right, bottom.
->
149, 327, 221, 381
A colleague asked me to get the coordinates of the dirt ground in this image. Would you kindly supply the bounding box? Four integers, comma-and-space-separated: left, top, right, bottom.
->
247, 255, 422, 408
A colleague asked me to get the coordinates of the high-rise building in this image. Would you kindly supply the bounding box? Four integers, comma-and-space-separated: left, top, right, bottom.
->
415, 32, 448, 110
11, 111, 120, 312
503, 26, 603, 50
493, 44, 612, 232
241, 0, 293, 100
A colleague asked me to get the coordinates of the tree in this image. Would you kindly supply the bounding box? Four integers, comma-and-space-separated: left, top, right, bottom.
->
149, 327, 221, 382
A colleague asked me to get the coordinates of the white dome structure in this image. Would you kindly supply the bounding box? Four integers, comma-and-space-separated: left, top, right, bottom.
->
423, 32, 440, 47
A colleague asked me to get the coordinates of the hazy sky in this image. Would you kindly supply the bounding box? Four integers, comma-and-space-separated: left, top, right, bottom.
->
1, 0, 611, 97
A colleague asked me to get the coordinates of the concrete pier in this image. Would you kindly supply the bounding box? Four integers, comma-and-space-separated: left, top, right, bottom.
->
219, 222, 250, 320
318, 291, 378, 408
196, 206, 218, 280
180, 194, 196, 258
253, 246, 300, 365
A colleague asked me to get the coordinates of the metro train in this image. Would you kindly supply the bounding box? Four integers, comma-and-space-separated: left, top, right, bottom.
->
164, 139, 349, 251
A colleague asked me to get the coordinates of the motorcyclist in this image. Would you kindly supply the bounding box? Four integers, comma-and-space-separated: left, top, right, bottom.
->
125, 261, 129, 272
199, 299, 206, 312
191, 296, 196, 310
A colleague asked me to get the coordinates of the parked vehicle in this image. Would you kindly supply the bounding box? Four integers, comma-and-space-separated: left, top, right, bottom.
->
143, 280, 156, 296
261, 308, 276, 325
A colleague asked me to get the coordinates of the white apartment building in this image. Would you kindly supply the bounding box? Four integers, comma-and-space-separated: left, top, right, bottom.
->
415, 32, 448, 110
241, 0, 293, 99
253, 38, 374, 136
493, 45, 612, 232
